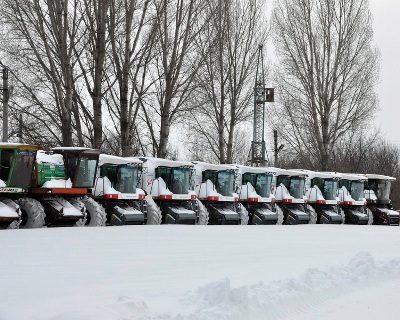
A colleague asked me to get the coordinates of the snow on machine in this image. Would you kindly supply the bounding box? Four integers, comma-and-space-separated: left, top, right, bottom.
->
139, 157, 201, 224
0, 143, 44, 229
304, 170, 344, 224
235, 165, 282, 224
93, 154, 147, 225
363, 174, 399, 226
192, 161, 247, 225
25, 147, 106, 227
337, 173, 372, 225
271, 168, 315, 224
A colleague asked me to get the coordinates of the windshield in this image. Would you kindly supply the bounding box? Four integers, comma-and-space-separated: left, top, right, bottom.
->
216, 171, 235, 196
323, 179, 338, 200
8, 150, 36, 188
101, 164, 138, 193
289, 177, 305, 199
367, 179, 391, 201
243, 172, 272, 197
350, 181, 364, 201
155, 166, 190, 194
75, 154, 98, 187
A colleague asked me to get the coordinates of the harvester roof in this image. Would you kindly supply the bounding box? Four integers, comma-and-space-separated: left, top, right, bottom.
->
234, 164, 274, 175
0, 143, 42, 151
364, 174, 396, 181
192, 161, 237, 172
338, 173, 367, 181
267, 167, 307, 177
138, 157, 194, 168
99, 154, 142, 166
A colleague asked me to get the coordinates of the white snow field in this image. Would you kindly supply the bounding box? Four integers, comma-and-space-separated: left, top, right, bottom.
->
1, 225, 400, 320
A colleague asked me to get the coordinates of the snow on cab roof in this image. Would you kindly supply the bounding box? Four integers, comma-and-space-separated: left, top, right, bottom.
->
99, 154, 142, 166
51, 147, 100, 152
192, 161, 237, 171
137, 157, 194, 168
266, 167, 307, 177
234, 164, 274, 174
338, 173, 367, 181
0, 143, 42, 150
36, 150, 64, 164
296, 169, 341, 179
364, 174, 396, 181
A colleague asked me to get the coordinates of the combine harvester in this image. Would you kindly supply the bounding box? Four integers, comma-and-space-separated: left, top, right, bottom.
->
363, 174, 399, 225
0, 143, 44, 229
192, 161, 248, 225
304, 170, 344, 224
22, 147, 106, 227
235, 165, 282, 224
139, 157, 202, 224
337, 173, 372, 225
93, 154, 147, 225
271, 168, 315, 224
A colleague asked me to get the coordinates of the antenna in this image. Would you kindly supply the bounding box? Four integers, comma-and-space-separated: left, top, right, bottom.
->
248, 45, 274, 167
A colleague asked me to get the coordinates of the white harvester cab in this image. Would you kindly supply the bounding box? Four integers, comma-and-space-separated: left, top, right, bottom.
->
364, 174, 399, 225
303, 170, 343, 224
337, 173, 371, 225
138, 157, 200, 224
192, 161, 248, 225
234, 164, 282, 224
94, 154, 146, 225
269, 167, 313, 224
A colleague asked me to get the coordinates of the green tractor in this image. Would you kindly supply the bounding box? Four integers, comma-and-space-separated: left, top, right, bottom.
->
26, 147, 106, 227
0, 143, 45, 229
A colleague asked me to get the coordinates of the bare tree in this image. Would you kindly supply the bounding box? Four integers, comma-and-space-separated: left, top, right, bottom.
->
272, 0, 380, 170
188, 0, 267, 164
143, 0, 205, 158
1, 0, 82, 146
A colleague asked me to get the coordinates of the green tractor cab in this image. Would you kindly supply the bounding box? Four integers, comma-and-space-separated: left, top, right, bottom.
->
0, 143, 43, 229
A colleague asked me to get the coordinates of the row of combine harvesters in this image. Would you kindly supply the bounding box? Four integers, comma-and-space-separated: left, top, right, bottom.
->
0, 143, 398, 229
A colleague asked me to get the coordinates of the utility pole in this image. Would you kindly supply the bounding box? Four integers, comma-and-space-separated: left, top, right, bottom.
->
248, 45, 274, 167
274, 130, 278, 167
2, 67, 8, 142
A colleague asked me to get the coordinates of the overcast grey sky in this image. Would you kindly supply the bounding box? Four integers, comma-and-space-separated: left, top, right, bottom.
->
369, 0, 400, 146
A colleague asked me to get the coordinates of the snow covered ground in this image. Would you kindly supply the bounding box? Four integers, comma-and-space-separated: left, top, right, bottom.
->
1, 225, 400, 320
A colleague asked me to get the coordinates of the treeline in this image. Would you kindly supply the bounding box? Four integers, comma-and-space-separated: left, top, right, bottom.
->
1, 0, 398, 198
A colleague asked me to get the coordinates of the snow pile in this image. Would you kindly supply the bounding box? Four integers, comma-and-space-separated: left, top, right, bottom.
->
0, 179, 6, 187
36, 150, 64, 164
197, 179, 220, 198
144, 252, 400, 320
275, 183, 294, 201
42, 178, 72, 188
147, 177, 173, 196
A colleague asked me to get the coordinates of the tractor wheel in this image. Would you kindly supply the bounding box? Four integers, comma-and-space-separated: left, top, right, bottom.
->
307, 205, 317, 224
339, 207, 345, 224
81, 197, 106, 226
239, 203, 249, 225
69, 198, 87, 227
367, 208, 373, 225
145, 195, 162, 225
197, 199, 209, 225
17, 197, 45, 228
276, 205, 284, 225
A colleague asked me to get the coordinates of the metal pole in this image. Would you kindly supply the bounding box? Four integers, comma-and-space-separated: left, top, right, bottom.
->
274, 130, 278, 167
2, 68, 8, 142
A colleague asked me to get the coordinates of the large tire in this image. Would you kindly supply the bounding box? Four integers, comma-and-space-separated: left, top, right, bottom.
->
276, 205, 284, 225
366, 208, 373, 225
239, 203, 249, 225
17, 197, 45, 228
339, 207, 345, 224
81, 197, 106, 226
197, 199, 209, 225
307, 205, 317, 224
1, 198, 21, 229
145, 195, 162, 225
69, 197, 87, 227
